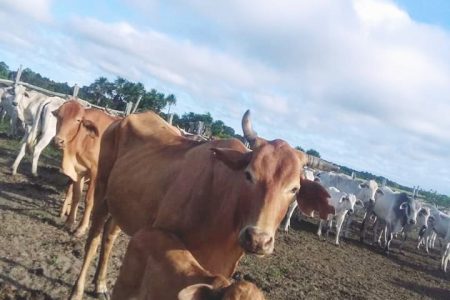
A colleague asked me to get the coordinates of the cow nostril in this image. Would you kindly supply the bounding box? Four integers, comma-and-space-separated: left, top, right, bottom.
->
263, 236, 273, 250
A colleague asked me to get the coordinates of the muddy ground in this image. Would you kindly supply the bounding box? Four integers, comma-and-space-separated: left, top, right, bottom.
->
0, 133, 449, 299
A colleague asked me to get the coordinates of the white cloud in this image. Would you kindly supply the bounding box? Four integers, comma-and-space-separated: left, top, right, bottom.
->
0, 0, 53, 22
0, 0, 449, 194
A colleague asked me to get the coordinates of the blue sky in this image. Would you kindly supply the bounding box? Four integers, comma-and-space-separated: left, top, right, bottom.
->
0, 0, 449, 195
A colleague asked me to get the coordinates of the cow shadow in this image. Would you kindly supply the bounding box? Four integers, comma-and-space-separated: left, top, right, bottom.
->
0, 256, 74, 299
393, 278, 450, 299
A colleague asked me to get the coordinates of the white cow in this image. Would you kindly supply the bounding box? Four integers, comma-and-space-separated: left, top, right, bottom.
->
442, 242, 450, 272
11, 85, 65, 176
419, 208, 450, 256
325, 187, 363, 245
282, 168, 318, 232
0, 87, 20, 136
375, 206, 430, 250
360, 186, 419, 252
315, 172, 378, 237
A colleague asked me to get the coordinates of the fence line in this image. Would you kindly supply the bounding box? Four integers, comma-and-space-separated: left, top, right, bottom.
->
0, 65, 136, 115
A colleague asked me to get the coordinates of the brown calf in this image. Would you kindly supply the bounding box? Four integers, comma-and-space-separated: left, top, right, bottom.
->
52, 100, 120, 237
112, 228, 265, 299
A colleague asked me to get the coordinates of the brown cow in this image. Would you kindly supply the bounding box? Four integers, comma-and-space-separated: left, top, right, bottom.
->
113, 227, 265, 299
52, 100, 120, 237
69, 110, 338, 299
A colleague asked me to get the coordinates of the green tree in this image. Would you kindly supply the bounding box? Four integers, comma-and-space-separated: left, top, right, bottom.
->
295, 146, 304, 152
0, 61, 10, 79
306, 149, 321, 158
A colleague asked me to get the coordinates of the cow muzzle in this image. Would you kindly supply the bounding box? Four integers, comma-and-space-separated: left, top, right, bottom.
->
54, 136, 65, 149
238, 226, 274, 256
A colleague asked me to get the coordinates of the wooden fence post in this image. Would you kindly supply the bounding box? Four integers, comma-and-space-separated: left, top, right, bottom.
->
131, 95, 143, 114
196, 121, 204, 135
73, 84, 79, 97
125, 101, 133, 115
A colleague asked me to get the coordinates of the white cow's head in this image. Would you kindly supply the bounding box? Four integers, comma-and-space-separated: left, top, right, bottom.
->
358, 180, 379, 203
338, 193, 362, 214
399, 195, 419, 225
417, 207, 430, 229
11, 85, 28, 106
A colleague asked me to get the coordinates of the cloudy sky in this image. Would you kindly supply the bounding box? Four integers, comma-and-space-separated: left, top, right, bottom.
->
0, 0, 449, 194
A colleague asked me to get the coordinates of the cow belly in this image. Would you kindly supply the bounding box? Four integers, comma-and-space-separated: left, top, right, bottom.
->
105, 151, 175, 236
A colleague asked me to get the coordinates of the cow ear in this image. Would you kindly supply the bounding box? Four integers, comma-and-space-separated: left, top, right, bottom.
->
82, 119, 99, 137
178, 283, 216, 300
211, 148, 252, 170
399, 202, 408, 210
359, 182, 369, 188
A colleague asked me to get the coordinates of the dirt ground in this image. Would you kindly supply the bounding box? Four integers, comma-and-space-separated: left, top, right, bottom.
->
0, 133, 449, 300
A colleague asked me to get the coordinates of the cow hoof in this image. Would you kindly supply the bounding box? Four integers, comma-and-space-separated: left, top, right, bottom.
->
97, 291, 110, 300
73, 228, 87, 238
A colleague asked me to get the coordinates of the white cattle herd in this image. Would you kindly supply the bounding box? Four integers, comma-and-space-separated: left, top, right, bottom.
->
1, 83, 450, 298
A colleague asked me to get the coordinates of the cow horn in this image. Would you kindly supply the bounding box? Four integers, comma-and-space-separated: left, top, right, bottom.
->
297, 151, 339, 172
242, 110, 265, 149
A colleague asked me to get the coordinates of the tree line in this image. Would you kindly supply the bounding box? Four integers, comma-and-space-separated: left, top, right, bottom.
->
0, 62, 235, 138
1, 61, 448, 206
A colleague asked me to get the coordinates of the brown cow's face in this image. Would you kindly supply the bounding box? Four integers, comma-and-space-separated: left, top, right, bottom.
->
237, 140, 301, 256
53, 100, 85, 149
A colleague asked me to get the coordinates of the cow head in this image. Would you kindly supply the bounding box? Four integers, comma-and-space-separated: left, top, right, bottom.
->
338, 193, 360, 214
179, 280, 265, 300
11, 85, 28, 106
417, 207, 430, 229
358, 180, 378, 203
399, 194, 419, 225
211, 110, 338, 257
52, 100, 87, 149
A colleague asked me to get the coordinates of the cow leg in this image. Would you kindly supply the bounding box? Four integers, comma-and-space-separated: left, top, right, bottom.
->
326, 217, 333, 240
399, 231, 408, 252
11, 136, 28, 175
372, 219, 380, 245
343, 213, 354, 238
74, 177, 95, 238
335, 213, 346, 246
359, 210, 373, 243
60, 182, 74, 218
283, 201, 298, 232
30, 130, 54, 176
93, 217, 121, 296
69, 204, 109, 300
441, 243, 450, 272
112, 228, 156, 299
65, 179, 83, 231
384, 224, 393, 253
317, 220, 323, 238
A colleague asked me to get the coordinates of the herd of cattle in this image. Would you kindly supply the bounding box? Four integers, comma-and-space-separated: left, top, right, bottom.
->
1, 84, 450, 299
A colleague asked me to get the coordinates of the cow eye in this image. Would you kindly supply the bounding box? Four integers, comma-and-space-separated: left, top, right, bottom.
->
76, 119, 81, 123
290, 187, 299, 194
244, 171, 253, 183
